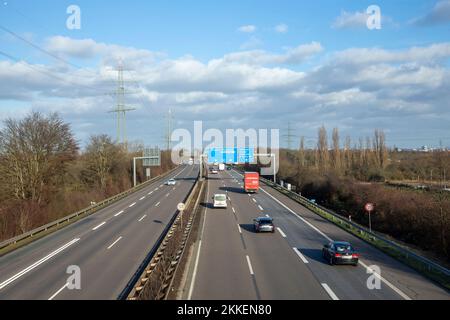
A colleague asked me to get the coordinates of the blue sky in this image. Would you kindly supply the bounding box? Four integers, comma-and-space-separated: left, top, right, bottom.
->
0, 0, 450, 148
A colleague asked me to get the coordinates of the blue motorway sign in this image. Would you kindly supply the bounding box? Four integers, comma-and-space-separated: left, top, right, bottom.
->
207, 148, 255, 164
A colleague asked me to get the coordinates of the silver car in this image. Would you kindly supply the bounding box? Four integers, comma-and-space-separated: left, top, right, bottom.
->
166, 179, 176, 186
254, 217, 275, 233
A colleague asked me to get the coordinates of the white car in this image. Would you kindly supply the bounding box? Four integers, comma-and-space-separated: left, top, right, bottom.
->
213, 194, 227, 208
211, 169, 218, 174
166, 179, 176, 186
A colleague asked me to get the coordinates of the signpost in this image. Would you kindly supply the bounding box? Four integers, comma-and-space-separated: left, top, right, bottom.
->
207, 148, 255, 164
177, 203, 185, 228
364, 203, 375, 232
133, 147, 161, 187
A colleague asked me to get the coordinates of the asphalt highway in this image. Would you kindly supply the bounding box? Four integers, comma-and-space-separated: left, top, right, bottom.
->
0, 165, 199, 300
187, 169, 450, 300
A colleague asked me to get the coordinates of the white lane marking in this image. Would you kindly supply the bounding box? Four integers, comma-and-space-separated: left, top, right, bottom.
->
359, 260, 412, 300
92, 221, 106, 231
129, 202, 136, 208
188, 175, 209, 300
148, 191, 153, 195
139, 214, 147, 222
248, 194, 251, 197
166, 193, 170, 197
259, 187, 332, 242
258, 205, 264, 211
234, 170, 413, 301
321, 283, 339, 300
114, 210, 124, 217
155, 188, 159, 191
246, 255, 255, 275
277, 227, 287, 238
265, 214, 270, 218
107, 236, 123, 250
232, 207, 236, 213
48, 283, 68, 300
237, 224, 242, 234
252, 198, 257, 203
160, 184, 163, 187
139, 196, 145, 201
0, 238, 80, 290
293, 247, 309, 264
155, 202, 161, 207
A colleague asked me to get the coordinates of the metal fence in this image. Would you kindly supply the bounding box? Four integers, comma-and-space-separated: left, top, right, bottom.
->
0, 166, 180, 253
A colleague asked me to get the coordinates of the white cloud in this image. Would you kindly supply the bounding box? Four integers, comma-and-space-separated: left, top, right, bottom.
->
222, 42, 323, 65
2, 36, 450, 147
238, 25, 256, 33
411, 0, 450, 26
275, 24, 289, 33
332, 10, 369, 29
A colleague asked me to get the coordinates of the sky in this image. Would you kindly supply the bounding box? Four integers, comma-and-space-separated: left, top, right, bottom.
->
0, 0, 449, 149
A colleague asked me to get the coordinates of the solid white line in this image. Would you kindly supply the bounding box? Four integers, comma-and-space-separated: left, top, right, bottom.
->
237, 224, 242, 234
139, 214, 147, 222
187, 176, 209, 300
293, 247, 309, 264
238, 170, 413, 301
114, 210, 124, 217
259, 187, 332, 242
359, 260, 412, 300
258, 205, 264, 211
139, 196, 145, 201
92, 221, 106, 231
107, 236, 123, 250
155, 202, 161, 207
0, 238, 80, 290
48, 283, 68, 300
246, 255, 254, 275
277, 227, 287, 238
322, 283, 339, 300
129, 202, 136, 208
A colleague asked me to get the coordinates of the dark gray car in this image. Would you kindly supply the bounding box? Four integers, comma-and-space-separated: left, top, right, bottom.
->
254, 217, 275, 233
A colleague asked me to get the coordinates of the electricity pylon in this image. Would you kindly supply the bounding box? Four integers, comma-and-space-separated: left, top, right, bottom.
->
109, 64, 136, 148
165, 109, 174, 151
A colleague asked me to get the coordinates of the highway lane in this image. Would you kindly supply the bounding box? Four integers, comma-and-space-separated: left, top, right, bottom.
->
227, 169, 450, 300
0, 164, 199, 300
189, 170, 329, 300
189, 168, 450, 300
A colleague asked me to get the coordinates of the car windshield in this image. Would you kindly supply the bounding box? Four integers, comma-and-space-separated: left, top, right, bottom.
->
336, 244, 353, 252
215, 195, 226, 201
259, 219, 273, 225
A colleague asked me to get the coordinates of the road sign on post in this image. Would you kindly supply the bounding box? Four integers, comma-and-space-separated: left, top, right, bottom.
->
143, 147, 161, 167
178, 203, 185, 229
206, 148, 255, 164
364, 203, 375, 233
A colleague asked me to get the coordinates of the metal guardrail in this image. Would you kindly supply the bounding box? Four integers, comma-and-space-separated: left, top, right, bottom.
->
0, 166, 180, 252
258, 175, 450, 286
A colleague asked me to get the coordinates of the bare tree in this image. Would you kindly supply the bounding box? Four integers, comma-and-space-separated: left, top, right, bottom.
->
373, 129, 388, 170
317, 126, 329, 171
331, 128, 341, 173
84, 134, 125, 192
0, 112, 78, 205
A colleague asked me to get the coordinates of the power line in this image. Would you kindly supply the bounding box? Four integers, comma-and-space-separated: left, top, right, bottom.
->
0, 49, 101, 93
0, 24, 99, 77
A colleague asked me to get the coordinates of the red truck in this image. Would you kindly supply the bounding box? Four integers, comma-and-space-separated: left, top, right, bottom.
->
244, 172, 260, 193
